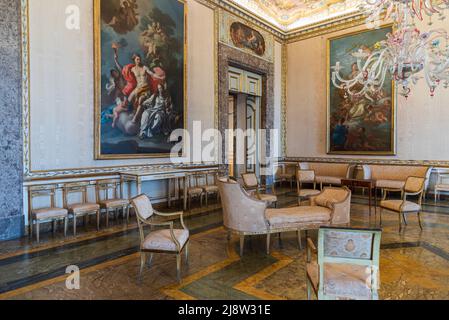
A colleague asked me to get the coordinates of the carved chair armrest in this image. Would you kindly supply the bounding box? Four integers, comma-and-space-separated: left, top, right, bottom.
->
307, 237, 317, 263
154, 211, 187, 230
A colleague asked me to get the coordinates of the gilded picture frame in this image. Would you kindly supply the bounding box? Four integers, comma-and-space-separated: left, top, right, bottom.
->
326, 25, 396, 156
94, 0, 187, 160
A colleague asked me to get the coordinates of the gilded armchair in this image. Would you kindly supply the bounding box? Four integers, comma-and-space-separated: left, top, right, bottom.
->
130, 194, 189, 282
379, 176, 426, 231
306, 227, 382, 300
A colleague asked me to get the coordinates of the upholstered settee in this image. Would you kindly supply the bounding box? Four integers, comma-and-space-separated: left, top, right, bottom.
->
218, 178, 352, 256
299, 162, 355, 188
362, 165, 432, 194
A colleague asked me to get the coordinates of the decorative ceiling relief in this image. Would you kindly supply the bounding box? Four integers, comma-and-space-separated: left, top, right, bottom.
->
228, 0, 361, 31
219, 9, 274, 62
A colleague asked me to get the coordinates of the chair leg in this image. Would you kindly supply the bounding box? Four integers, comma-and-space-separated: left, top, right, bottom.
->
185, 242, 189, 265
205, 193, 208, 207
139, 252, 146, 282
36, 221, 40, 243
227, 230, 232, 241
96, 210, 100, 231
64, 217, 68, 237
239, 235, 245, 257
297, 230, 302, 250
278, 233, 283, 248
402, 212, 408, 225
147, 253, 154, 267
126, 206, 130, 224
73, 215, 77, 236
398, 212, 402, 232
435, 191, 438, 203
418, 211, 423, 230
106, 209, 109, 228
266, 233, 271, 255
176, 254, 182, 283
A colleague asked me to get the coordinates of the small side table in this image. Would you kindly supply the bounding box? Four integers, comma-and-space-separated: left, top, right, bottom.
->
341, 179, 377, 216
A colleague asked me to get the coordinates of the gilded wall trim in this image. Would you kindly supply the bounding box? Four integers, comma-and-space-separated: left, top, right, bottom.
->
281, 157, 449, 168
281, 42, 287, 158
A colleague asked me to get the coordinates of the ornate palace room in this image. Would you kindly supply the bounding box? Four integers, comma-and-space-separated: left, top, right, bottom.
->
0, 0, 449, 303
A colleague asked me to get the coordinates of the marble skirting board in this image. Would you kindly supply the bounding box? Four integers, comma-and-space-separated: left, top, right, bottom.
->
0, 0, 23, 240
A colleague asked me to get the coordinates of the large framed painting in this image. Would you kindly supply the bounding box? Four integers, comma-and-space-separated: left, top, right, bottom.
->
94, 0, 186, 159
327, 26, 396, 155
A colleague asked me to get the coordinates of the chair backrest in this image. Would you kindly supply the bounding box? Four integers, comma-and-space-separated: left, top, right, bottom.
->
404, 176, 425, 194
284, 163, 297, 175
317, 227, 382, 300
130, 194, 155, 243
241, 173, 259, 189
205, 171, 218, 186
217, 179, 268, 233
296, 169, 315, 184
63, 182, 90, 207
187, 172, 205, 188
95, 179, 121, 201
28, 184, 59, 211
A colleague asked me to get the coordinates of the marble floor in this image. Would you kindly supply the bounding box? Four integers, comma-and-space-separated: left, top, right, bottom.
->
0, 191, 448, 300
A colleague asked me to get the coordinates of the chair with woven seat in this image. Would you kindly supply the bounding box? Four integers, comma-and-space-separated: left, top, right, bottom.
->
63, 182, 100, 235
306, 227, 382, 300
130, 194, 189, 282
201, 171, 220, 207
28, 185, 68, 243
379, 176, 425, 231
297, 169, 321, 205
95, 179, 129, 227
241, 172, 277, 207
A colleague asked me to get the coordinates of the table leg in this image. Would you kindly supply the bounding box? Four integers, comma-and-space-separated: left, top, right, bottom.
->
167, 178, 172, 208
137, 177, 142, 195
368, 186, 372, 217
183, 176, 188, 211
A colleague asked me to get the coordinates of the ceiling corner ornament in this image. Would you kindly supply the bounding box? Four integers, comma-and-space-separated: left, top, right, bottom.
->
331, 0, 449, 98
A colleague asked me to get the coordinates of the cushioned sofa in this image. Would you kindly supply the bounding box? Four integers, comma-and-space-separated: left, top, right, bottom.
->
299, 162, 355, 189
362, 165, 432, 195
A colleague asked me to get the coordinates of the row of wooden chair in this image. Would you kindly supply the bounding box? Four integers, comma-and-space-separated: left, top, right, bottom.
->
185, 171, 220, 209
28, 179, 129, 243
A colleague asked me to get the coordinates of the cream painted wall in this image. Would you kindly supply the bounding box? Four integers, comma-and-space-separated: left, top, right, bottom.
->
286, 19, 449, 161
28, 0, 215, 171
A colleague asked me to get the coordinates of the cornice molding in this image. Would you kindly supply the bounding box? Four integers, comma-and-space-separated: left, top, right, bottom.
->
280, 157, 449, 168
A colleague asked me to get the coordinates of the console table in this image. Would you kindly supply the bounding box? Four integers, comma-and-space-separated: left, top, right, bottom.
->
120, 168, 188, 210
341, 179, 377, 216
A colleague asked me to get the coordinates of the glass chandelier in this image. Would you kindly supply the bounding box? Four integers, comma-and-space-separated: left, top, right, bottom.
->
331, 0, 449, 98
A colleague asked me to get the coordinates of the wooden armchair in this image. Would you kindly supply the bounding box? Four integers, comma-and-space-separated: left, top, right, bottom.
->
306, 227, 382, 300
130, 194, 189, 282
296, 169, 320, 205
379, 176, 425, 231
241, 172, 277, 207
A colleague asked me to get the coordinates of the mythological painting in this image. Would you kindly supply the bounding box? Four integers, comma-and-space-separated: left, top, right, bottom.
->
230, 22, 265, 56
94, 0, 186, 159
327, 26, 396, 155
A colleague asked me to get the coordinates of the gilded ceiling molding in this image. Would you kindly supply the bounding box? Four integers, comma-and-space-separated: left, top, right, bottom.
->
285, 13, 367, 43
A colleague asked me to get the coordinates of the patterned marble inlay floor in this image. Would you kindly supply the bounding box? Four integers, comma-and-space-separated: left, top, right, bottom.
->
0, 192, 448, 300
